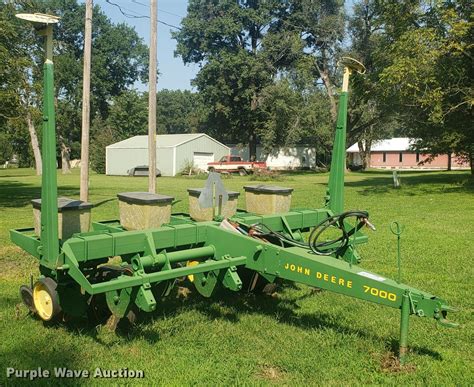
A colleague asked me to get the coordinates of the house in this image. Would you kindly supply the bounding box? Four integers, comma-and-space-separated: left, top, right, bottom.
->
229, 144, 317, 170
106, 134, 230, 176
347, 138, 468, 170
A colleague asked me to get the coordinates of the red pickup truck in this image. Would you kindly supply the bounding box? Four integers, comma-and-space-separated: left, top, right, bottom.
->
207, 155, 267, 175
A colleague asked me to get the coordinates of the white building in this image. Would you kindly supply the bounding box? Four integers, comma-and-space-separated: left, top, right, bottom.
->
229, 145, 317, 170
347, 138, 469, 169
106, 134, 229, 176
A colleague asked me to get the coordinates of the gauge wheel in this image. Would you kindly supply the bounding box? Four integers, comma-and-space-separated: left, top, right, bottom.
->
19, 285, 36, 313
32, 277, 61, 322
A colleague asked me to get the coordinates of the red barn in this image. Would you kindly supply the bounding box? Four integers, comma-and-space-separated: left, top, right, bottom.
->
347, 138, 469, 170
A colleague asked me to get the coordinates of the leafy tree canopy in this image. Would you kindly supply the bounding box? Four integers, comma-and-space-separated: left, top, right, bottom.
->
378, 1, 473, 164
0, 0, 149, 166
174, 0, 299, 157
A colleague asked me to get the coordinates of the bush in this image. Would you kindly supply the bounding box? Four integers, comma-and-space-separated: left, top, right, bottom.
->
179, 159, 202, 176
249, 169, 284, 181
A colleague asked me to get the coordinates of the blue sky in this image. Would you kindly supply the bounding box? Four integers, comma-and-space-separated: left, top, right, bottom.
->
89, 0, 198, 91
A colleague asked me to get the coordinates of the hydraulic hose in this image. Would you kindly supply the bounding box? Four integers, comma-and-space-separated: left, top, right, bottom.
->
308, 210, 370, 256
242, 210, 372, 257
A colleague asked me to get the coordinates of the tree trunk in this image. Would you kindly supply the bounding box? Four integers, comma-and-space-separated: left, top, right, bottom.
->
358, 139, 372, 170
447, 152, 452, 171
315, 58, 337, 123
60, 137, 71, 174
26, 110, 42, 175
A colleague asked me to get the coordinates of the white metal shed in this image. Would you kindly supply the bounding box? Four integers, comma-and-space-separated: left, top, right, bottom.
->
106, 134, 229, 176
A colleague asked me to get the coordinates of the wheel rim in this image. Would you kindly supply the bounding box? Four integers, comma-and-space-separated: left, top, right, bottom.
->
33, 282, 54, 320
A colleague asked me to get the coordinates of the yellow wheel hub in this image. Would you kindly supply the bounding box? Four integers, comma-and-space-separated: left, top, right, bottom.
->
186, 260, 199, 282
33, 281, 55, 321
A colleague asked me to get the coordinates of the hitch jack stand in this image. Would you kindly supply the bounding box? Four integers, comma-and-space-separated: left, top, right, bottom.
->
399, 292, 410, 364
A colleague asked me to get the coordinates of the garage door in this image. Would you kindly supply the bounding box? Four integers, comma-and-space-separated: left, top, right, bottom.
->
193, 152, 214, 171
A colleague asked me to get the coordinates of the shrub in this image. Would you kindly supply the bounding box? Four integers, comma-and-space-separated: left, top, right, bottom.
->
179, 159, 202, 176
249, 169, 284, 181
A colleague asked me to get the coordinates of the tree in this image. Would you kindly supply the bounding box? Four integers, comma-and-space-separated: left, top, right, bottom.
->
0, 2, 43, 172
89, 119, 115, 174
346, 0, 397, 169
107, 90, 148, 137
98, 89, 206, 138
89, 90, 147, 173
285, 0, 346, 123
1, 1, 149, 172
173, 0, 295, 159
157, 89, 206, 134
16, 0, 149, 172
258, 66, 333, 159
377, 1, 473, 172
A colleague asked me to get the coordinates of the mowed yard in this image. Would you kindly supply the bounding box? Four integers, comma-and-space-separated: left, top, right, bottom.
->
0, 168, 473, 385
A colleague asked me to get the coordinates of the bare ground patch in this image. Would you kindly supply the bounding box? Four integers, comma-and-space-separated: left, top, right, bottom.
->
381, 352, 416, 373
255, 364, 287, 382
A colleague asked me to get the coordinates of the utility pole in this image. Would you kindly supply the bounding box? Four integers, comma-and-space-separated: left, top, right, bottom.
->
80, 0, 93, 202
148, 0, 157, 193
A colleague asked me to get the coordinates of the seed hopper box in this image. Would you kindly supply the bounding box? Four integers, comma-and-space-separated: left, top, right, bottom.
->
32, 197, 92, 240
117, 192, 174, 230
244, 185, 293, 215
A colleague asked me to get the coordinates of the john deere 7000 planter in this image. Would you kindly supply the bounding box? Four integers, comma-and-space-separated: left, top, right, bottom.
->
11, 13, 457, 364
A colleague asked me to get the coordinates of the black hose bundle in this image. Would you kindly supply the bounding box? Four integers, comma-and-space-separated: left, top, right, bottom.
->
250, 223, 309, 249
308, 210, 369, 256
249, 210, 370, 257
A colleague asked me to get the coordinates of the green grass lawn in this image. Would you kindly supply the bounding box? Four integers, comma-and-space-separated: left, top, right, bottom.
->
0, 168, 473, 385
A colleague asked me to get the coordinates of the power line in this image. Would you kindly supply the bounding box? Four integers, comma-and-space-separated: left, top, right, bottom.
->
104, 0, 148, 19
131, 0, 184, 18
105, 0, 181, 30
157, 8, 184, 18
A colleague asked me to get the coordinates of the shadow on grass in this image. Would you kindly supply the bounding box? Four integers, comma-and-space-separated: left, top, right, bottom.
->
279, 170, 328, 176
317, 171, 473, 196
0, 174, 37, 179
54, 282, 442, 362
387, 337, 442, 361
0, 314, 82, 386
92, 197, 117, 208
0, 180, 80, 208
